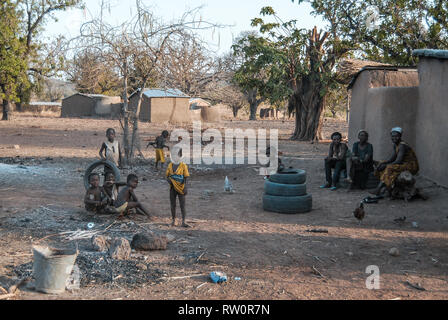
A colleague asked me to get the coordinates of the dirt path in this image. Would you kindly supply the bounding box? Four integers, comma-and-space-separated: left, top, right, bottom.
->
0, 116, 447, 300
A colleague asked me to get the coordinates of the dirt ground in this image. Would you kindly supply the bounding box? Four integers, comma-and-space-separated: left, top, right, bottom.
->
0, 115, 447, 300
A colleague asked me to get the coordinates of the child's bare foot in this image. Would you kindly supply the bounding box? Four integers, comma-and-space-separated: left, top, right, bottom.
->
170, 220, 176, 227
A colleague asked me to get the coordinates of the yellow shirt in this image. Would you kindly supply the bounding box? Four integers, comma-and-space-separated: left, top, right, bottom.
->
166, 162, 190, 194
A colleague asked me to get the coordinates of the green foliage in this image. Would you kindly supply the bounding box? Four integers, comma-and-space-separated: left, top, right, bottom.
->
0, 0, 29, 102
12, 0, 84, 102
233, 6, 352, 108
293, 0, 448, 65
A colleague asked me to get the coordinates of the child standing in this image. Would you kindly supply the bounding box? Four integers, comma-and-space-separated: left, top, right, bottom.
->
166, 149, 190, 227
99, 128, 122, 171
147, 130, 170, 170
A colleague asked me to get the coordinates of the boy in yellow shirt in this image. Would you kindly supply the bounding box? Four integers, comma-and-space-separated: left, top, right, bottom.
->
166, 148, 190, 227
147, 130, 170, 170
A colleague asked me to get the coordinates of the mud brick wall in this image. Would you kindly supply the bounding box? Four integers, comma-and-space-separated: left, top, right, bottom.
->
416, 58, 448, 187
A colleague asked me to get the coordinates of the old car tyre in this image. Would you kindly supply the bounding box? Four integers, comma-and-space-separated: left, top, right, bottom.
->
263, 194, 312, 214
84, 160, 121, 190
268, 169, 306, 185
264, 180, 307, 196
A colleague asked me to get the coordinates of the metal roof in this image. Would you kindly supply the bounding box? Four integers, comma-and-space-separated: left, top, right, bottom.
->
29, 101, 62, 106
62, 93, 119, 100
412, 49, 448, 59
130, 88, 189, 99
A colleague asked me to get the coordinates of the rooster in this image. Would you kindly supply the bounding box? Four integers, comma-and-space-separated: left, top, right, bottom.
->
353, 202, 365, 225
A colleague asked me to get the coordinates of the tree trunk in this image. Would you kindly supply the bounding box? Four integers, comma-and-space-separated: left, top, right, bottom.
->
290, 86, 326, 141
232, 106, 240, 118
249, 101, 258, 120
130, 84, 146, 160
2, 100, 12, 120
246, 89, 260, 121
121, 68, 130, 166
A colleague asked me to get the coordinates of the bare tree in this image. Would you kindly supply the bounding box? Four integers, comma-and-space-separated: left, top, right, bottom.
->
78, 0, 222, 165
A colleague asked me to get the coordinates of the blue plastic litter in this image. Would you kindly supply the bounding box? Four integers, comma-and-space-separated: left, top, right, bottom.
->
210, 271, 227, 283
234, 277, 241, 281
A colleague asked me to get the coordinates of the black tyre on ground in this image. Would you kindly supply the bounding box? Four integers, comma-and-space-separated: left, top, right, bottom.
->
84, 160, 121, 190
264, 180, 307, 196
268, 169, 306, 185
263, 193, 312, 214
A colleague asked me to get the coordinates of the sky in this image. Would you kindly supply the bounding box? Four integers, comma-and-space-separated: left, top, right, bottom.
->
44, 0, 326, 55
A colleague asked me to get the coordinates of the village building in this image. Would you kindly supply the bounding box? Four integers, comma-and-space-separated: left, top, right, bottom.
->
128, 88, 191, 124
347, 49, 448, 187
61, 93, 121, 118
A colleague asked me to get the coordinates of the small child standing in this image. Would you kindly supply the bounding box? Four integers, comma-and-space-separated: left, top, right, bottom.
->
84, 173, 108, 213
147, 130, 170, 170
166, 148, 190, 227
99, 128, 122, 171
114, 174, 151, 219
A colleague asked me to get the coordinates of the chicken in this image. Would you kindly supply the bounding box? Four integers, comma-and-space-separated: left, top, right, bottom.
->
353, 202, 365, 224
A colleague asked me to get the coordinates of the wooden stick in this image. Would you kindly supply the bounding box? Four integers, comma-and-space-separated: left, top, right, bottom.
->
196, 282, 208, 290
0, 293, 16, 300
405, 281, 426, 291
0, 286, 8, 294
196, 250, 207, 263
312, 266, 325, 278
162, 274, 204, 280
8, 278, 28, 294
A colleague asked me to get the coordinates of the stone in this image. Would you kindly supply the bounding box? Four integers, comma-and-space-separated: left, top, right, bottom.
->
389, 248, 400, 257
136, 263, 147, 271
91, 235, 111, 252
109, 238, 131, 260
131, 233, 167, 251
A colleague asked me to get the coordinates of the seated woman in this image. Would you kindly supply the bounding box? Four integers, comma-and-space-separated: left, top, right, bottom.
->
372, 127, 419, 196
349, 130, 373, 190
320, 132, 348, 190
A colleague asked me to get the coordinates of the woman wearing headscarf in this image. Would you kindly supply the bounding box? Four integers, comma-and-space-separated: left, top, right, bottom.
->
349, 130, 373, 190
372, 127, 419, 195
320, 132, 348, 190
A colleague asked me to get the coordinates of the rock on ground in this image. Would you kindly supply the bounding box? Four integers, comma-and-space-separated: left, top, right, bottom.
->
91, 235, 111, 252
109, 238, 131, 260
131, 233, 168, 251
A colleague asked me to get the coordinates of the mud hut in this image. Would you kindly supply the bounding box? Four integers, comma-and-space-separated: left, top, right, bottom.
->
128, 88, 191, 124
348, 49, 448, 187
61, 93, 121, 118
347, 66, 419, 160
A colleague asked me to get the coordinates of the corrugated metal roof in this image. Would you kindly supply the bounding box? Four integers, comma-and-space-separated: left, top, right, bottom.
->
29, 101, 62, 106
141, 88, 189, 98
63, 93, 119, 100
412, 49, 448, 59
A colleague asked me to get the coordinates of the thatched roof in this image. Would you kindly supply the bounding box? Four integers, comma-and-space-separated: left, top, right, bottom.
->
336, 59, 392, 85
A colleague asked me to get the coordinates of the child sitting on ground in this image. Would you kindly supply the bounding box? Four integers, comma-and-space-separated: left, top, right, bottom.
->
84, 173, 108, 213
264, 146, 285, 179
147, 130, 170, 170
114, 174, 151, 219
99, 128, 122, 172
102, 172, 126, 206
166, 148, 190, 228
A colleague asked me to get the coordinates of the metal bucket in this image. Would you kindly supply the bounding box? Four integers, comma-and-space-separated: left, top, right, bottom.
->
32, 244, 78, 294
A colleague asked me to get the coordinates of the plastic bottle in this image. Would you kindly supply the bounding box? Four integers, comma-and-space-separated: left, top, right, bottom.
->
224, 176, 232, 192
